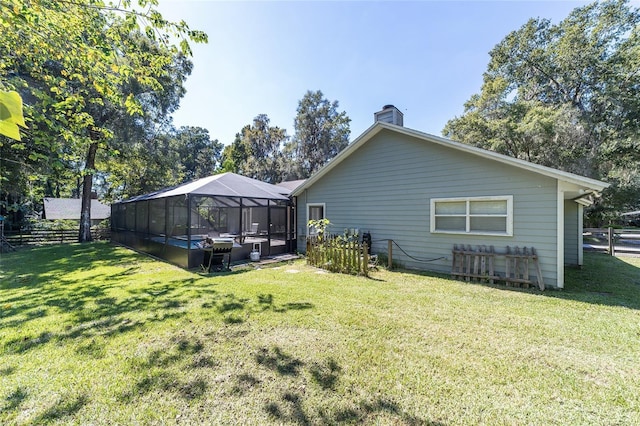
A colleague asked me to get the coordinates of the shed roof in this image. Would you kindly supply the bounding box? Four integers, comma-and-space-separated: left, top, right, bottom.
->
43, 198, 111, 220
292, 122, 609, 197
119, 172, 289, 203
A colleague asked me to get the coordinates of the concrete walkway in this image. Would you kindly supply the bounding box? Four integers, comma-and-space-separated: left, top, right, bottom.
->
230, 253, 300, 269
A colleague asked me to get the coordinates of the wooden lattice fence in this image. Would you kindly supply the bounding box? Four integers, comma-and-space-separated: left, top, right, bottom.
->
452, 244, 545, 290
451, 244, 498, 283
504, 246, 545, 290
306, 235, 369, 277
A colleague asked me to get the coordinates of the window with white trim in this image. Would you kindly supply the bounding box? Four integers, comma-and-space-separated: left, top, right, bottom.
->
306, 203, 325, 236
430, 196, 513, 236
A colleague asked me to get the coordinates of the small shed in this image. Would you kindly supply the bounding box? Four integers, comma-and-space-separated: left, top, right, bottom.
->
111, 172, 295, 268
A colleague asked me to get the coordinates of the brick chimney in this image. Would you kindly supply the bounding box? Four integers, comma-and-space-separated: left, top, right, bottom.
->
374, 104, 403, 126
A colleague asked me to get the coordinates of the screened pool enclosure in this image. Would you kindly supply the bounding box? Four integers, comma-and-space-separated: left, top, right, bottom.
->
111, 173, 295, 269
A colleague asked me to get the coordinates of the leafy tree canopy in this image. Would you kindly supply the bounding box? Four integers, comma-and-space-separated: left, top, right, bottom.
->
444, 0, 640, 222
288, 90, 350, 179
174, 126, 224, 182
0, 0, 206, 237
220, 91, 351, 184
226, 114, 287, 184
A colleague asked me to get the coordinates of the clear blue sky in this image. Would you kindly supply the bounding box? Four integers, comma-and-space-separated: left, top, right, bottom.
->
158, 1, 594, 145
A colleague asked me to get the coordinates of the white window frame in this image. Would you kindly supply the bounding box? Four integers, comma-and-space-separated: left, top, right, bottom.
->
306, 203, 326, 236
430, 196, 513, 236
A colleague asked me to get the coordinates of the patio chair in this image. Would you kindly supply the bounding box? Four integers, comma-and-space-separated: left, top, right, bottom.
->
249, 223, 259, 235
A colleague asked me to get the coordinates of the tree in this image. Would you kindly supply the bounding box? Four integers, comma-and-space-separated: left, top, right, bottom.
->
226, 114, 287, 183
444, 0, 640, 217
288, 90, 350, 179
0, 0, 206, 240
100, 130, 184, 200
95, 32, 195, 200
174, 126, 224, 182
99, 124, 223, 201
218, 143, 241, 174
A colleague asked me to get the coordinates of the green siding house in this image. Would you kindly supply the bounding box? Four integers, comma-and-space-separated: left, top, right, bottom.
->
292, 106, 608, 288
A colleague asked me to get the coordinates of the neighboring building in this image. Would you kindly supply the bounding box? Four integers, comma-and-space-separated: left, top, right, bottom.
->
43, 198, 111, 226
292, 105, 609, 288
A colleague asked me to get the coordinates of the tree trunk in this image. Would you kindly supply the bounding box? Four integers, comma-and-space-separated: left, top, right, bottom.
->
79, 142, 98, 242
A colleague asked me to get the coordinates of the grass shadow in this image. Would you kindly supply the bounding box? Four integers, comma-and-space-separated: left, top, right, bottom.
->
256, 293, 314, 313
273, 302, 314, 312
265, 391, 435, 425
230, 373, 262, 395
2, 387, 28, 412
1, 242, 147, 286
330, 397, 438, 425
255, 346, 304, 376
256, 350, 435, 425
121, 332, 210, 402
0, 366, 16, 376
309, 358, 341, 390
217, 294, 248, 313
265, 391, 310, 425
32, 394, 88, 424
0, 243, 219, 354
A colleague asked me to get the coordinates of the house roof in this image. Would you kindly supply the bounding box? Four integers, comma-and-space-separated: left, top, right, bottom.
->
276, 179, 307, 195
292, 121, 609, 197
43, 198, 111, 220
119, 172, 290, 203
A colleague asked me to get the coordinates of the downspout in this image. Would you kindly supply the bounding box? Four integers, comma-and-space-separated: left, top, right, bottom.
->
578, 204, 584, 267
557, 181, 565, 289
571, 191, 594, 268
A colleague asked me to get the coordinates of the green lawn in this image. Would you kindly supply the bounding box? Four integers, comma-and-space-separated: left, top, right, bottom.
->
1, 243, 639, 425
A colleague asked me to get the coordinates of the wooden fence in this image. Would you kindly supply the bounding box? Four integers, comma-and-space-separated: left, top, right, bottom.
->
452, 244, 544, 290
451, 244, 498, 283
3, 228, 110, 247
306, 235, 369, 277
583, 228, 640, 255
